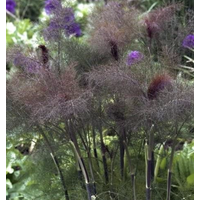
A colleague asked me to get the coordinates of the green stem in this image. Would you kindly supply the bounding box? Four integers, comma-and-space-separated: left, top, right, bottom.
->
154, 144, 164, 183
166, 140, 176, 200
146, 125, 154, 200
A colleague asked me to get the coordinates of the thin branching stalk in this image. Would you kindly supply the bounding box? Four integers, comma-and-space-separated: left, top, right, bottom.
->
146, 125, 155, 200
92, 122, 100, 171
166, 115, 192, 199
99, 124, 109, 184
154, 144, 164, 183
57, 30, 62, 75
76, 126, 97, 196
6, 10, 19, 21
39, 128, 70, 200
119, 132, 125, 179
98, 100, 109, 184
69, 141, 92, 200
166, 140, 176, 200
70, 122, 92, 197
123, 141, 136, 200
87, 149, 97, 196
66, 120, 93, 200
110, 143, 119, 186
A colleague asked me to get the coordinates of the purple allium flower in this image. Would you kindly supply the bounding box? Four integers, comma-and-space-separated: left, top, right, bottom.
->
182, 34, 194, 49
44, 0, 62, 15
126, 51, 143, 66
65, 23, 81, 37
6, 0, 16, 14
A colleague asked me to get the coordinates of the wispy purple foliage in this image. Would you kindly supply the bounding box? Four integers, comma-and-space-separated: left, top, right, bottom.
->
43, 24, 60, 41
6, 0, 16, 14
182, 34, 194, 48
143, 4, 182, 39
126, 51, 143, 66
13, 53, 41, 74
44, 0, 62, 14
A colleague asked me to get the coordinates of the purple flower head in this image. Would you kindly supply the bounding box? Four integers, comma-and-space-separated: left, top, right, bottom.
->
63, 8, 81, 37
126, 51, 143, 66
43, 6, 82, 41
63, 8, 75, 24
182, 34, 194, 49
44, 0, 62, 15
65, 23, 81, 37
6, 0, 16, 14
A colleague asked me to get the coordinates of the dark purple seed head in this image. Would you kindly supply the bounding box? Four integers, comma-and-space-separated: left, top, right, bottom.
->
147, 74, 172, 100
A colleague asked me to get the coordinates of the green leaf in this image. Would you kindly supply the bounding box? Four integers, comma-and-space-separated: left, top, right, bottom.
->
155, 177, 165, 183
16, 19, 31, 35
160, 157, 167, 170
6, 179, 13, 190
187, 173, 194, 185
6, 29, 14, 45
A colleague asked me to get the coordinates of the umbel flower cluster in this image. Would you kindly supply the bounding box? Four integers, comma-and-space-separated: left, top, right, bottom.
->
7, 1, 194, 200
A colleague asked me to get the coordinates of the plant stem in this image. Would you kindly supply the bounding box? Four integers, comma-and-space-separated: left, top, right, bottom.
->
87, 150, 97, 195
39, 128, 70, 200
154, 144, 164, 183
98, 100, 109, 184
6, 10, 19, 21
99, 125, 109, 183
70, 141, 92, 200
166, 140, 176, 200
146, 125, 154, 200
77, 126, 97, 196
57, 31, 61, 75
92, 123, 100, 171
124, 141, 136, 200
67, 120, 92, 200
146, 158, 151, 200
119, 133, 125, 179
